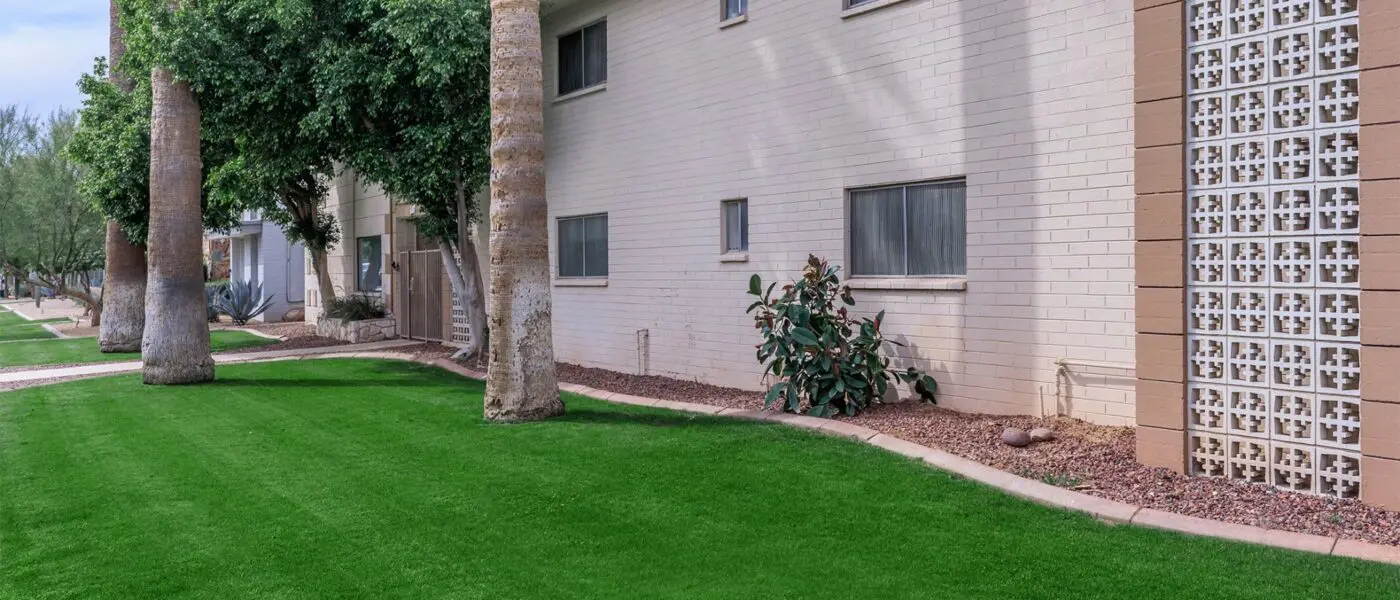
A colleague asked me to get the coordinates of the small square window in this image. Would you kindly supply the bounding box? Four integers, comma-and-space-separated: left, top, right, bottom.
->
722, 199, 749, 253
723, 0, 748, 20
558, 214, 609, 277
356, 236, 383, 292
849, 180, 967, 277
558, 20, 607, 96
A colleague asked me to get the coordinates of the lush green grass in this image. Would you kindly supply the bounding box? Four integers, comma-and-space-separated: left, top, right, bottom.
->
0, 311, 63, 342
0, 310, 64, 325
0, 330, 277, 368
2, 360, 1397, 599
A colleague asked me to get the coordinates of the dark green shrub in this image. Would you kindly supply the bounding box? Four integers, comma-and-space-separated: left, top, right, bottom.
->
746, 255, 937, 417
325, 294, 386, 322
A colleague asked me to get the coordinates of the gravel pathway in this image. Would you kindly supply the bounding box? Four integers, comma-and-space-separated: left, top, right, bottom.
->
545, 362, 1400, 547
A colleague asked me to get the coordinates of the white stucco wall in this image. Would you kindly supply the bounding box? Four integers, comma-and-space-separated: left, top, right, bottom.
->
541, 0, 1138, 424
256, 223, 305, 323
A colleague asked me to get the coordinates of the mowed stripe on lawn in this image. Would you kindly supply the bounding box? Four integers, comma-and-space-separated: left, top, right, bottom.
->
1, 359, 1397, 599
0, 330, 276, 368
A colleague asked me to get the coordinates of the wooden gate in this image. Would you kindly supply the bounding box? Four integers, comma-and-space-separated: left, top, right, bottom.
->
396, 249, 445, 341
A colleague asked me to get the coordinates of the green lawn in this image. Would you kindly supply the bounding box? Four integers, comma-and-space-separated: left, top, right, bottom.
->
1, 360, 1397, 599
0, 311, 65, 342
0, 330, 277, 368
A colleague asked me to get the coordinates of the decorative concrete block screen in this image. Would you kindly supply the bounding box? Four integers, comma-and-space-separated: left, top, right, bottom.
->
1185, 0, 1361, 498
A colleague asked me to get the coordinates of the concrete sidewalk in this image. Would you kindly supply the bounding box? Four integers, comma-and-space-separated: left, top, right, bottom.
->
0, 339, 420, 384
3, 298, 87, 322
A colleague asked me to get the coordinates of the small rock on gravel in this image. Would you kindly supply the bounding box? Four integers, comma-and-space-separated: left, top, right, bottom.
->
1029, 428, 1055, 443
1002, 427, 1032, 447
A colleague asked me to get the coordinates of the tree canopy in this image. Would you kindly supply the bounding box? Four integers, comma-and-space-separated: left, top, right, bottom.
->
68, 57, 244, 245
312, 0, 492, 244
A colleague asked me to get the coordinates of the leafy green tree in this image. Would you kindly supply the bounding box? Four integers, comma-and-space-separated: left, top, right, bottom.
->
146, 0, 341, 305
70, 61, 244, 244
0, 110, 107, 319
0, 106, 39, 295
311, 0, 491, 359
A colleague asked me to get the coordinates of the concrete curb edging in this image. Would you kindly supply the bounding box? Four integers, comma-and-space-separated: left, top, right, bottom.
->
1, 304, 34, 321
0, 340, 422, 385
355, 354, 1397, 568
222, 327, 287, 342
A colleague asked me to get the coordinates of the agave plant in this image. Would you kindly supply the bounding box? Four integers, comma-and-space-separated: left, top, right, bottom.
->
205, 281, 229, 323
214, 280, 274, 326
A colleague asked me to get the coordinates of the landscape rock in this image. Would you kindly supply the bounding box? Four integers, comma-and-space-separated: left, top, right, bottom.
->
1029, 428, 1055, 443
282, 307, 305, 322
1001, 427, 1031, 448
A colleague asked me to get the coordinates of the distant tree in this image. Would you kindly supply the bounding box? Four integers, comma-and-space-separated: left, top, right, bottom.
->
313, 0, 490, 359
0, 107, 38, 293
0, 110, 107, 320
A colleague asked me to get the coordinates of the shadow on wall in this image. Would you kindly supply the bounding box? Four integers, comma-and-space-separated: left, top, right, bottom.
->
870, 0, 1040, 414
748, 0, 1040, 414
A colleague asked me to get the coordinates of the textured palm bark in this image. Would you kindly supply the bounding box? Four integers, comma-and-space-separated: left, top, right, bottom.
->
99, 0, 147, 352
484, 0, 563, 422
142, 66, 214, 384
101, 220, 146, 351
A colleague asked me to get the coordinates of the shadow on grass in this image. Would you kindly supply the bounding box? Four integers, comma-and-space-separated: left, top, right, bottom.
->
549, 406, 756, 429
210, 377, 447, 389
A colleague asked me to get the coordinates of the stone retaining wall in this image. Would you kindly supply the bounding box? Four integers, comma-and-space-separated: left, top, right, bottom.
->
316, 317, 397, 344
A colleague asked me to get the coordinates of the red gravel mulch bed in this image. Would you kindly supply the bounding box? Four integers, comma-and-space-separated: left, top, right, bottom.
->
542, 361, 1400, 547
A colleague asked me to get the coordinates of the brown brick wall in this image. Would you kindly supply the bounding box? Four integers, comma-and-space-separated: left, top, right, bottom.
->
1360, 0, 1400, 510
1132, 0, 1185, 474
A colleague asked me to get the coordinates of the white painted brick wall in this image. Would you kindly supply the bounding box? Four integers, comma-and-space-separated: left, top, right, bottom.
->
542, 0, 1138, 425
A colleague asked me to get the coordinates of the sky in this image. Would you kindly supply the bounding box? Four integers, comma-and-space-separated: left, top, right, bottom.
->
0, 0, 110, 115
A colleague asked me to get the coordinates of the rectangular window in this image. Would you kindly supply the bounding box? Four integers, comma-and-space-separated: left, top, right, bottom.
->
558, 20, 607, 96
845, 0, 878, 7
558, 214, 608, 278
723, 0, 748, 20
356, 236, 383, 292
849, 180, 966, 277
722, 199, 749, 253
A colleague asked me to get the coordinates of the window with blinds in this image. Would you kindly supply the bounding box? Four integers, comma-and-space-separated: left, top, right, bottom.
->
848, 180, 966, 277
557, 214, 608, 278
558, 20, 607, 96
723, 0, 748, 20
722, 199, 748, 253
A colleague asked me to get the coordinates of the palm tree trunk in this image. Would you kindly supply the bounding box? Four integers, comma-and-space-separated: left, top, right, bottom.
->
484, 0, 562, 422
100, 222, 145, 351
99, 0, 146, 352
142, 65, 214, 384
